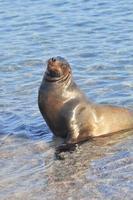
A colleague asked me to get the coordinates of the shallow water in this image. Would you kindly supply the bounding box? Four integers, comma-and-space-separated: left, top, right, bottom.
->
0, 0, 133, 199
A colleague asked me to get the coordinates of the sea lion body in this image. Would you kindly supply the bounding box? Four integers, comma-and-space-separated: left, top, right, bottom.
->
38, 57, 133, 148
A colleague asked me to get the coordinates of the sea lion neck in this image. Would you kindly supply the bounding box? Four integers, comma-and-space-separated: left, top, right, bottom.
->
44, 71, 72, 87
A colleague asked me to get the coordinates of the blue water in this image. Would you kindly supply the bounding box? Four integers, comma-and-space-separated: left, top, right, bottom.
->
0, 0, 133, 199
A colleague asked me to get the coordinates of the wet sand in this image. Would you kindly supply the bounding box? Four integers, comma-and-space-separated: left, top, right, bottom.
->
0, 130, 133, 200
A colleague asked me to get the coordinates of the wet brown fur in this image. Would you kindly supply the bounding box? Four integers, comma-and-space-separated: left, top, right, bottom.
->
38, 57, 133, 151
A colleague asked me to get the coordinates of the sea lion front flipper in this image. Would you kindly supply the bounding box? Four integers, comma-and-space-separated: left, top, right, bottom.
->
55, 143, 78, 153
55, 143, 79, 160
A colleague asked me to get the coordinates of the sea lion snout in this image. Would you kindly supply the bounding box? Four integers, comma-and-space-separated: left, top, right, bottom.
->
46, 65, 62, 78
48, 57, 56, 65
46, 57, 71, 77
47, 59, 55, 67
47, 57, 63, 78
48, 56, 69, 66
51, 57, 56, 62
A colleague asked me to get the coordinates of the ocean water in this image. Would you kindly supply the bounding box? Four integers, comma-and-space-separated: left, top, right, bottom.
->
0, 0, 133, 199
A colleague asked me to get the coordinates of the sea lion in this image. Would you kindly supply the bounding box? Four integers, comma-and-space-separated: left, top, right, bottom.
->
38, 56, 133, 153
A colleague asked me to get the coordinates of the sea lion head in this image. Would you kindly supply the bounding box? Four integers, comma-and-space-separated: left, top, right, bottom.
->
45, 56, 71, 82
